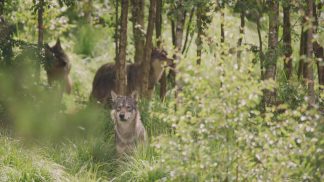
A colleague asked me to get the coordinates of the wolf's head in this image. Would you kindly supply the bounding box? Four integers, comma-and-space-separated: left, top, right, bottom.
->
111, 91, 137, 123
150, 48, 174, 83
44, 38, 70, 71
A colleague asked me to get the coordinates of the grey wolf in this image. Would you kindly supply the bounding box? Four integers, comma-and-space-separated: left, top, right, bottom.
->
110, 91, 147, 155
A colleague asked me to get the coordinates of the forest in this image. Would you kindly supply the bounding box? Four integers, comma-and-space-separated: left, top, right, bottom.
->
0, 0, 323, 181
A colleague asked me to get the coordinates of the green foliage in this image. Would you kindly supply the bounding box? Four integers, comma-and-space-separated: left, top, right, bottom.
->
1, 0, 323, 181
116, 46, 323, 181
73, 24, 104, 57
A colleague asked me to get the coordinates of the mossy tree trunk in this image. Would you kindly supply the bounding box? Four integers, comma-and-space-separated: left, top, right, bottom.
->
169, 1, 185, 85
298, 24, 307, 80
305, 0, 315, 106
283, 3, 292, 80
36, 0, 44, 82
156, 0, 167, 100
131, 0, 145, 64
83, 0, 92, 23
237, 9, 245, 64
263, 0, 279, 105
116, 0, 128, 95
141, 0, 156, 98
0, 0, 4, 15
114, 0, 119, 62
196, 7, 203, 65
313, 2, 324, 91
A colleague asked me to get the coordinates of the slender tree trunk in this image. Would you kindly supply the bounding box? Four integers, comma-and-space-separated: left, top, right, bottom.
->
116, 0, 128, 95
84, 0, 92, 23
171, 20, 176, 47
314, 42, 324, 90
182, 7, 195, 54
141, 0, 156, 98
115, 0, 119, 62
169, 1, 186, 86
256, 17, 264, 79
131, 0, 145, 64
155, 0, 162, 47
305, 0, 315, 106
0, 0, 4, 15
283, 4, 293, 79
263, 0, 279, 105
175, 7, 186, 52
313, 2, 324, 91
170, 1, 186, 107
156, 0, 166, 100
196, 8, 202, 65
298, 25, 307, 79
237, 10, 245, 65
220, 9, 225, 43
36, 0, 44, 82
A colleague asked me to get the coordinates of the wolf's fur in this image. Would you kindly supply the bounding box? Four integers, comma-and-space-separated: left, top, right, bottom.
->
44, 39, 72, 94
111, 91, 147, 155
90, 48, 173, 106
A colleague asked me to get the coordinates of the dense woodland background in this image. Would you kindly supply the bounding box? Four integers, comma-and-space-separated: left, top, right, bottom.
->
0, 0, 323, 181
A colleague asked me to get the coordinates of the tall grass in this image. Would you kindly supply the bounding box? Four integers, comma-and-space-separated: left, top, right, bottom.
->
73, 24, 104, 57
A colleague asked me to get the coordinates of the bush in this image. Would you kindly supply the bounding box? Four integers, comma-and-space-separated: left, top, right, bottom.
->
117, 47, 323, 181
73, 24, 103, 57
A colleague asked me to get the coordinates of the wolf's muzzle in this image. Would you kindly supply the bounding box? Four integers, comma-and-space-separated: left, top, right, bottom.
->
119, 113, 126, 121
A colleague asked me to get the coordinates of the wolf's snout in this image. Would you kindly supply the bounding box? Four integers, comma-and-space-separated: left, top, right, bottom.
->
119, 113, 125, 120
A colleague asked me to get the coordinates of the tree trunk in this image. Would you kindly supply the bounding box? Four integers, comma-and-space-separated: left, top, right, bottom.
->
171, 20, 176, 47
305, 0, 315, 106
314, 42, 324, 91
283, 4, 292, 80
256, 17, 264, 79
0, 0, 4, 15
263, 0, 279, 105
156, 0, 166, 100
115, 0, 119, 62
313, 2, 324, 91
175, 6, 185, 52
220, 9, 225, 43
298, 25, 307, 79
168, 1, 186, 88
131, 0, 145, 64
196, 8, 202, 65
141, 0, 156, 98
182, 7, 195, 54
116, 0, 128, 95
83, 0, 92, 23
155, 0, 162, 47
36, 0, 44, 82
237, 10, 245, 64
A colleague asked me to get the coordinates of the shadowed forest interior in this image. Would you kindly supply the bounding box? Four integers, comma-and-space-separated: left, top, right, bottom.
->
0, 0, 323, 181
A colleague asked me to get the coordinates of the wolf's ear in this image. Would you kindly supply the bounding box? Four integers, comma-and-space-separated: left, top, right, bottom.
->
111, 91, 118, 102
131, 91, 138, 101
55, 38, 62, 49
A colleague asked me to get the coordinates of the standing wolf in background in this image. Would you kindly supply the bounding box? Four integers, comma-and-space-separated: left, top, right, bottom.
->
111, 91, 147, 155
44, 39, 72, 94
90, 48, 173, 106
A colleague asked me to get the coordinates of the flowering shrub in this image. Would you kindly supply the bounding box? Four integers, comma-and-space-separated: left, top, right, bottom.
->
149, 47, 323, 181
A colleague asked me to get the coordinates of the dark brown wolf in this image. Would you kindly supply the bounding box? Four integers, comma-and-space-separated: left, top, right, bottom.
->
44, 39, 72, 94
90, 48, 173, 105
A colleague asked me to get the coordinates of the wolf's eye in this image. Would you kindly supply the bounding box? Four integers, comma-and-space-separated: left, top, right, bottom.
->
117, 106, 121, 111
126, 106, 132, 110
